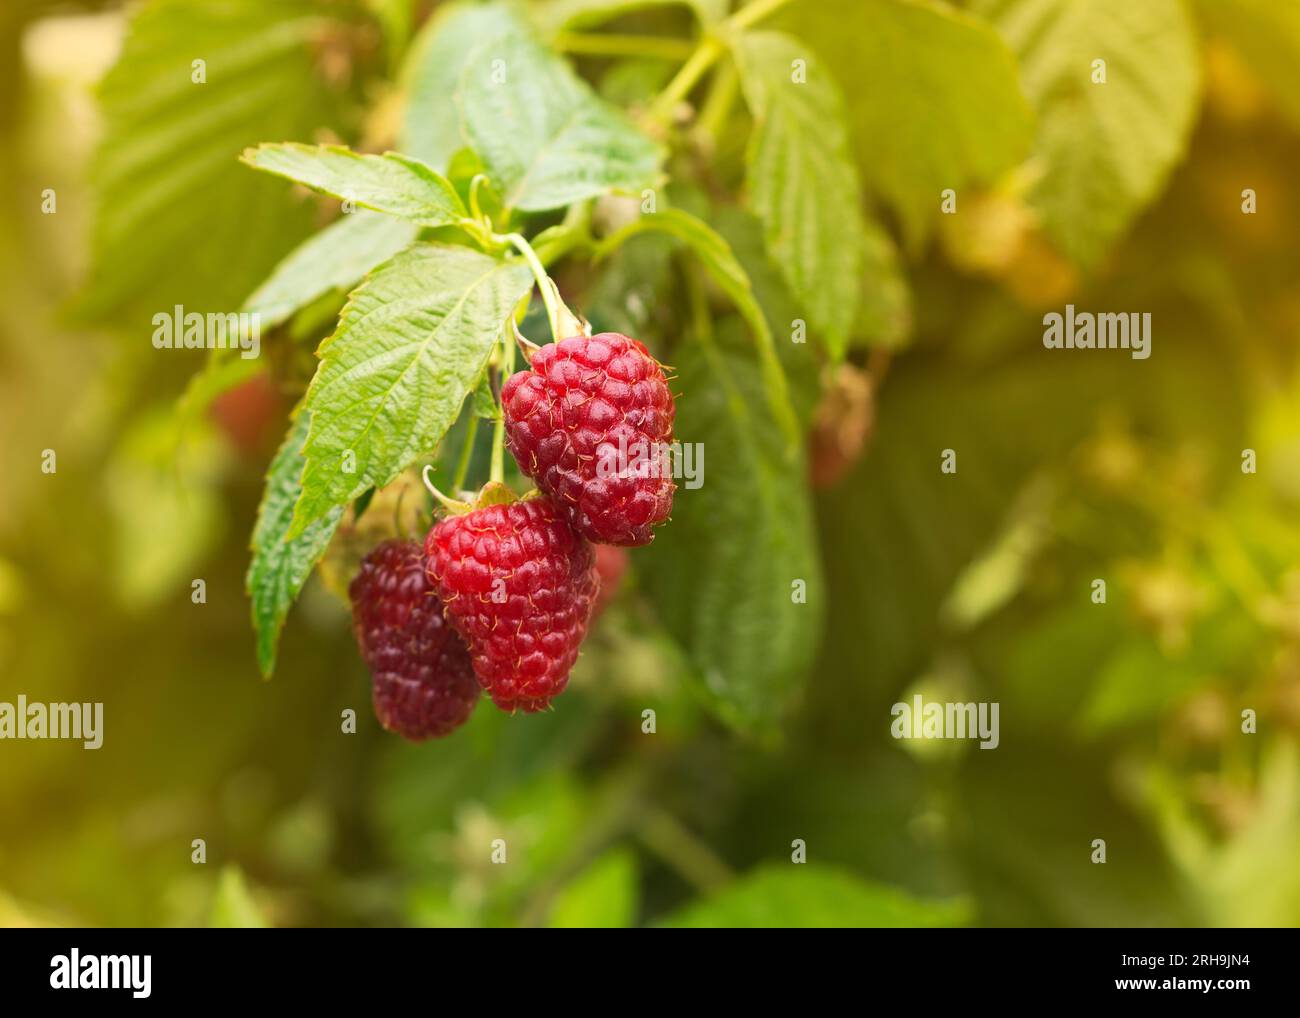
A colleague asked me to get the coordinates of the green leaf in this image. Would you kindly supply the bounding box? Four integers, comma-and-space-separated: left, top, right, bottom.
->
247, 412, 345, 678
596, 207, 798, 444
209, 866, 269, 928
732, 30, 866, 355
1194, 0, 1300, 131
711, 207, 824, 426
638, 345, 819, 739
972, 0, 1201, 266
399, 2, 532, 170
81, 0, 351, 326
472, 372, 503, 421
777, 0, 1031, 251
241, 143, 466, 226
663, 865, 971, 928
288, 245, 532, 536
243, 211, 419, 330
457, 28, 661, 211
549, 850, 638, 928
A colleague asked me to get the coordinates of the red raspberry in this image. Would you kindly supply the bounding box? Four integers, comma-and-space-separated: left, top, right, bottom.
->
502, 333, 676, 546
425, 495, 598, 712
349, 539, 479, 740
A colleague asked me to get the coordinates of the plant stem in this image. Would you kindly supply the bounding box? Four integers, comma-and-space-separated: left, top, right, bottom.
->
504, 232, 561, 343
647, 37, 724, 122
696, 61, 738, 142
555, 30, 695, 61
636, 806, 734, 893
450, 414, 479, 493
645, 0, 797, 124
490, 408, 505, 485
730, 0, 796, 31
489, 319, 517, 486
467, 174, 489, 223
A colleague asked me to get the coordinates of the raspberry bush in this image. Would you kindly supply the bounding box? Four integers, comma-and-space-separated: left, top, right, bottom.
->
232, 0, 854, 738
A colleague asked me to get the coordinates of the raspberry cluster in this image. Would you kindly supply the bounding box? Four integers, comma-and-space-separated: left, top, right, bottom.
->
352, 332, 676, 733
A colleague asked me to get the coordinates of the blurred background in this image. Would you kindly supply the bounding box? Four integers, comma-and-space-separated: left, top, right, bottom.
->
2, 0, 1300, 927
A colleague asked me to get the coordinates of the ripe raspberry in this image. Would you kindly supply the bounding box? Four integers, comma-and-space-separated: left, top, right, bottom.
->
592, 544, 628, 618
349, 539, 479, 740
425, 495, 598, 712
502, 332, 675, 546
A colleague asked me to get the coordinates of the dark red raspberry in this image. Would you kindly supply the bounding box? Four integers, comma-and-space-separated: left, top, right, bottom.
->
425, 495, 598, 712
502, 333, 675, 546
349, 539, 479, 740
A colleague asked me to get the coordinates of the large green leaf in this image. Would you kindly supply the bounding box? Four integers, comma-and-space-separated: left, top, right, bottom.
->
710, 210, 821, 427
241, 144, 466, 226
777, 0, 1031, 250
288, 244, 532, 536
1194, 0, 1300, 131
973, 0, 1201, 267
596, 207, 798, 443
731, 30, 866, 355
663, 865, 971, 927
81, 0, 353, 326
243, 212, 419, 329
457, 27, 661, 211
399, 2, 531, 170
247, 412, 345, 677
638, 345, 819, 739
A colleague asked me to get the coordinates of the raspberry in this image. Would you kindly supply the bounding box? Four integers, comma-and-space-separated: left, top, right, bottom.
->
349, 539, 479, 740
425, 495, 598, 712
502, 332, 676, 546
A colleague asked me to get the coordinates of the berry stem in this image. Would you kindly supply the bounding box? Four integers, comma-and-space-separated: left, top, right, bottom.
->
489, 318, 516, 485
467, 173, 490, 224
421, 465, 471, 515
504, 232, 562, 344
